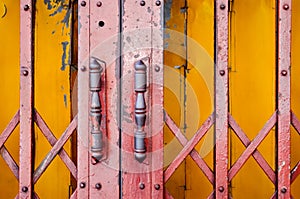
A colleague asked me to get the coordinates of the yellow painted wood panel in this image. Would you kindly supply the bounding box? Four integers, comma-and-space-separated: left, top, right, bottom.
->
34, 1, 72, 198
229, 1, 276, 198
0, 0, 20, 197
0, 0, 72, 198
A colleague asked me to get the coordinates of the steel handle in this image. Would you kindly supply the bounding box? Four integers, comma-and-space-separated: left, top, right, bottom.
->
134, 60, 147, 163
89, 57, 104, 164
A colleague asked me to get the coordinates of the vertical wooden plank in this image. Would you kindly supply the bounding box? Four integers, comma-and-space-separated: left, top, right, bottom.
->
77, 0, 90, 198
89, 0, 120, 197
277, 0, 291, 198
215, 0, 229, 198
151, 0, 164, 198
121, 0, 152, 198
20, 0, 34, 198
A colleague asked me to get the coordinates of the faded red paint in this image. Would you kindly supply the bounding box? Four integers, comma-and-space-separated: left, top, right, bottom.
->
228, 112, 277, 181
228, 114, 276, 183
277, 0, 292, 198
165, 112, 214, 184
77, 0, 90, 198
164, 113, 214, 183
20, 0, 34, 198
215, 0, 229, 198
34, 110, 77, 179
89, 0, 120, 197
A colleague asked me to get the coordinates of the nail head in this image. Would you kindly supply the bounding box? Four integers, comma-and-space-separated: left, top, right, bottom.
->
281, 70, 287, 76
139, 183, 145, 190
155, 0, 161, 6
140, 1, 146, 6
81, 1, 86, 7
283, 4, 289, 10
80, 182, 86, 188
154, 184, 160, 190
218, 186, 224, 192
96, 1, 102, 7
219, 70, 225, 76
220, 4, 226, 10
24, 5, 30, 11
22, 186, 28, 193
95, 183, 102, 190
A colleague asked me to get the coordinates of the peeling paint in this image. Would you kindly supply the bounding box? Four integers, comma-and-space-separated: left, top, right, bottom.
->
63, 94, 68, 108
164, 0, 172, 27
61, 41, 70, 71
43, 0, 72, 33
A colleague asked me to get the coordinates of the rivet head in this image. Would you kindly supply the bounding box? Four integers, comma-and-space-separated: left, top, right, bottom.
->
281, 70, 288, 76
281, 186, 287, 193
80, 182, 86, 188
139, 182, 145, 190
96, 1, 102, 7
81, 1, 86, 7
140, 1, 146, 6
24, 5, 30, 11
218, 186, 224, 192
154, 184, 160, 190
155, 0, 161, 6
95, 183, 102, 190
22, 186, 28, 193
220, 4, 226, 10
155, 65, 160, 72
80, 66, 86, 71
22, 70, 29, 76
219, 70, 225, 76
283, 4, 289, 10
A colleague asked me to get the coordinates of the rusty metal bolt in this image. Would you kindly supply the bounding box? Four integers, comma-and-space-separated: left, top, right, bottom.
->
155, 0, 161, 6
281, 70, 288, 76
96, 1, 102, 7
155, 65, 160, 72
154, 184, 160, 190
95, 183, 102, 190
140, 1, 146, 6
22, 70, 29, 76
220, 4, 226, 10
281, 186, 287, 193
219, 70, 225, 76
80, 182, 86, 189
22, 186, 28, 193
283, 4, 289, 10
81, 1, 86, 7
24, 5, 30, 11
218, 186, 224, 192
139, 182, 145, 190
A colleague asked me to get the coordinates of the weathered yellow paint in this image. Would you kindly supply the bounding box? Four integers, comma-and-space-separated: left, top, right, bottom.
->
166, 0, 300, 198
164, 0, 187, 198
0, 0, 20, 198
34, 1, 72, 198
0, 0, 72, 198
229, 1, 276, 198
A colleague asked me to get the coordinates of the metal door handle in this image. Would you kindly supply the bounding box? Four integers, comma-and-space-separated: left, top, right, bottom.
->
90, 57, 104, 164
134, 60, 147, 163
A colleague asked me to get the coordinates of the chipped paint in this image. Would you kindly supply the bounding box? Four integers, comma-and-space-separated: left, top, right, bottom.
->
63, 94, 68, 108
43, 0, 72, 33
61, 41, 70, 71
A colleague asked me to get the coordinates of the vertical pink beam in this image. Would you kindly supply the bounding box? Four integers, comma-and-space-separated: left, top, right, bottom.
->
89, 0, 119, 197
20, 0, 34, 198
277, 1, 291, 198
121, 0, 152, 198
151, 0, 164, 198
215, 0, 229, 198
77, 0, 90, 198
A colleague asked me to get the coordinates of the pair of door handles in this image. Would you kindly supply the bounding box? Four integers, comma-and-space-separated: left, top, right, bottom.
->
89, 58, 147, 164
